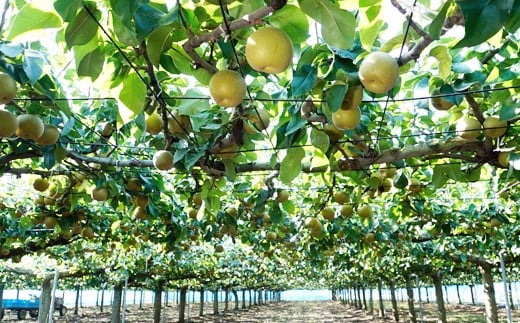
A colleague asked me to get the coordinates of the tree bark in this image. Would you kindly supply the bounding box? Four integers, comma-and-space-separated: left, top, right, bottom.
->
508, 282, 515, 310
37, 277, 52, 323
0, 282, 4, 319
153, 286, 162, 323
74, 285, 80, 315
199, 289, 204, 316
242, 289, 246, 309
224, 287, 229, 312
480, 264, 499, 323
431, 272, 447, 323
356, 285, 362, 309
100, 288, 105, 312
332, 289, 337, 301
405, 275, 417, 323
232, 289, 239, 310
369, 287, 374, 314
456, 284, 462, 304
179, 287, 187, 323
388, 280, 399, 322
378, 280, 385, 318
111, 284, 123, 323
213, 290, 219, 315
362, 286, 368, 310
469, 284, 475, 305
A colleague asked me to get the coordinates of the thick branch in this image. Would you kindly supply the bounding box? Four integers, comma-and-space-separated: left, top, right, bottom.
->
182, 3, 283, 73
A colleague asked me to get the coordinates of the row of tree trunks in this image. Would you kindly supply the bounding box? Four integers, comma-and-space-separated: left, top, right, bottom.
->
338, 262, 510, 323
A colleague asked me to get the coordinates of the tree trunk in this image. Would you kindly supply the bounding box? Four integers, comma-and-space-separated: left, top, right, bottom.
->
232, 290, 239, 310
356, 285, 362, 309
431, 272, 447, 323
444, 285, 449, 304
224, 287, 229, 312
456, 284, 462, 304
362, 286, 368, 310
480, 264, 499, 323
378, 280, 385, 318
100, 288, 105, 312
405, 275, 417, 323
369, 287, 374, 314
332, 289, 337, 301
213, 290, 219, 315
37, 277, 52, 323
508, 282, 515, 310
199, 289, 204, 316
179, 287, 187, 323
469, 284, 475, 305
0, 282, 4, 320
388, 280, 399, 322
74, 285, 80, 315
153, 286, 162, 323
242, 289, 246, 309
425, 286, 430, 303
111, 284, 123, 323
249, 289, 252, 307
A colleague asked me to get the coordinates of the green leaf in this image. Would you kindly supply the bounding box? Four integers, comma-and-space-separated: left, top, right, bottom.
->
280, 147, 305, 184
292, 64, 317, 96
222, 159, 236, 182
147, 25, 175, 67
360, 16, 383, 51
42, 145, 56, 169
393, 173, 408, 189
270, 5, 310, 44
454, 0, 515, 48
119, 72, 147, 116
7, 3, 62, 41
310, 128, 330, 153
429, 45, 452, 79
65, 4, 100, 47
505, 0, 520, 32
299, 0, 356, 49
135, 4, 166, 39
23, 50, 44, 83
54, 0, 83, 22
432, 165, 448, 188
326, 84, 347, 112
427, 0, 452, 40
270, 205, 284, 224
77, 47, 104, 80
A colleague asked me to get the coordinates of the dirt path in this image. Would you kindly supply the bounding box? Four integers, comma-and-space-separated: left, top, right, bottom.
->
2, 300, 519, 322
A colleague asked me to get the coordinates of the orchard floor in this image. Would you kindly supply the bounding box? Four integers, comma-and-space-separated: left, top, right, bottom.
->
2, 300, 519, 322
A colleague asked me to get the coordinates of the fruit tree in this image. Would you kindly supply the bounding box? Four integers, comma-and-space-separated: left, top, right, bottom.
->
0, 0, 519, 323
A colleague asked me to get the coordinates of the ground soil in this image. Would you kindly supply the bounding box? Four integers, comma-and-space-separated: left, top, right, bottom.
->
1, 300, 519, 322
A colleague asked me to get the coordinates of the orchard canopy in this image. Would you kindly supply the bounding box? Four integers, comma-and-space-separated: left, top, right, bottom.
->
0, 0, 520, 295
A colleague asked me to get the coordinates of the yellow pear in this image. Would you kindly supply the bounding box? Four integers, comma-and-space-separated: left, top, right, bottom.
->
456, 116, 481, 139
483, 116, 507, 138
145, 113, 164, 135
0, 110, 18, 137
332, 105, 361, 130
0, 73, 17, 104
16, 114, 44, 140
245, 26, 293, 74
209, 70, 246, 107
358, 52, 400, 94
153, 150, 174, 170
35, 124, 60, 146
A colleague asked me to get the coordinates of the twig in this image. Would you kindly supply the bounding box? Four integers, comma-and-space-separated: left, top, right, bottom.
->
182, 2, 285, 74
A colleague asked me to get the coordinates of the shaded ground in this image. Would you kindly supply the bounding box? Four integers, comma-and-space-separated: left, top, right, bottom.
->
2, 300, 519, 322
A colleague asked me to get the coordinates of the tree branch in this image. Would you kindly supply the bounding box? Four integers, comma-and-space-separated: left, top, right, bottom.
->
182, 2, 285, 74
